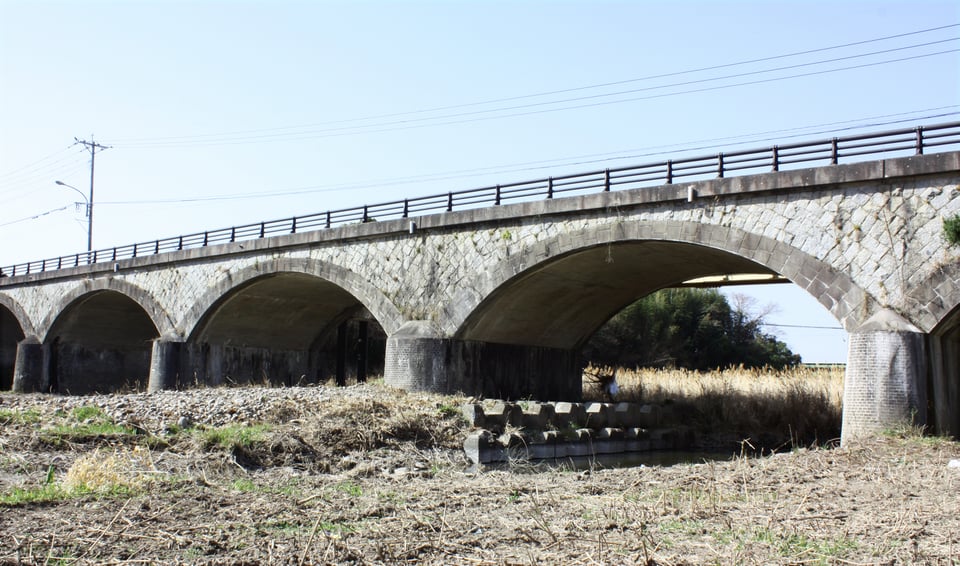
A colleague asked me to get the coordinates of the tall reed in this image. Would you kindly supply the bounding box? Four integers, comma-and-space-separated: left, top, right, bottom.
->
584, 365, 844, 447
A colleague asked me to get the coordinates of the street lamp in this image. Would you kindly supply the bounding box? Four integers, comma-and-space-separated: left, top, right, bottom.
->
55, 180, 92, 251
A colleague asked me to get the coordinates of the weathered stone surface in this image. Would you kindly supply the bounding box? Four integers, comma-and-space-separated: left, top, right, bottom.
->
1, 152, 959, 438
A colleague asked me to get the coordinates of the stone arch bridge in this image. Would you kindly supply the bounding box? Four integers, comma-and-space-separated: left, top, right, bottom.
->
1, 150, 958, 442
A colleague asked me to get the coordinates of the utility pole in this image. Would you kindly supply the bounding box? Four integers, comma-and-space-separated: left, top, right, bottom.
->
73, 136, 110, 252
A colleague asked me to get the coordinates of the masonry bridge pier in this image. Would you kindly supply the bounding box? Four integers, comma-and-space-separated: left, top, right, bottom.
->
1, 126, 959, 443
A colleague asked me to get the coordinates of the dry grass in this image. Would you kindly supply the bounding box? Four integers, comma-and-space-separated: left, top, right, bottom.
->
62, 445, 160, 494
585, 365, 845, 447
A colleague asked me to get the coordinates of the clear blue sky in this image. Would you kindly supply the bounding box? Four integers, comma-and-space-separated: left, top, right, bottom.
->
2, 1, 958, 363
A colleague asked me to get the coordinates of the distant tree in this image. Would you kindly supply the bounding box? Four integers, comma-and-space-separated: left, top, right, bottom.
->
582, 288, 801, 370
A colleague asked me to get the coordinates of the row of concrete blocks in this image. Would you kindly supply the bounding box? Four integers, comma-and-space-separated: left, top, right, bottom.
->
463, 426, 693, 465
460, 401, 674, 432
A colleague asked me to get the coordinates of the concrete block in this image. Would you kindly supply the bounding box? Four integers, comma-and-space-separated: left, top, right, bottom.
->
461, 404, 485, 428
638, 404, 662, 427
497, 431, 526, 449
485, 402, 522, 430
553, 402, 585, 428
463, 430, 504, 464
521, 402, 555, 429
583, 402, 611, 428
650, 428, 678, 450
612, 402, 642, 428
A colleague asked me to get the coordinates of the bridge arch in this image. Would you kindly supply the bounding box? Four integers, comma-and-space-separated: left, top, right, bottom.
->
178, 257, 403, 338
178, 258, 401, 385
907, 261, 960, 333
43, 287, 161, 394
451, 219, 875, 349
38, 278, 174, 341
0, 293, 30, 390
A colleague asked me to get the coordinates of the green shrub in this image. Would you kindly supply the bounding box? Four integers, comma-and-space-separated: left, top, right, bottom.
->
944, 214, 960, 247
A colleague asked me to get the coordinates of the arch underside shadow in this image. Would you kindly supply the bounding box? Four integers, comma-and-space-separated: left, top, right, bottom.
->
184, 271, 387, 386
38, 278, 174, 341
454, 220, 873, 351
46, 290, 160, 394
929, 304, 960, 437
458, 240, 779, 350
178, 258, 403, 338
0, 303, 25, 390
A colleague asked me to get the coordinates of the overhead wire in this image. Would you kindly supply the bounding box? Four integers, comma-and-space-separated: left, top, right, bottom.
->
92, 107, 959, 206
2, 24, 958, 212
110, 47, 960, 147
106, 23, 960, 146
0, 205, 73, 228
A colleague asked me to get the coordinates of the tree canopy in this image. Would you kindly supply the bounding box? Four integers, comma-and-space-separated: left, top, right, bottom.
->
582, 288, 801, 371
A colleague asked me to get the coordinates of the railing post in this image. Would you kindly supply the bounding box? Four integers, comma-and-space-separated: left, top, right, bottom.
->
363, 205, 369, 223
402, 199, 409, 218
154, 240, 159, 254
830, 138, 839, 165
547, 177, 554, 199
91, 250, 97, 264
40, 259, 46, 272
447, 192, 453, 212
717, 153, 725, 178
178, 236, 184, 251
112, 248, 117, 261
57, 257, 62, 270
495, 184, 501, 205
74, 254, 79, 267
229, 227, 236, 243
203, 232, 208, 246
291, 217, 297, 234
916, 126, 924, 155
604, 169, 611, 191
772, 146, 779, 172
666, 161, 673, 184
132, 243, 137, 258
325, 211, 331, 228
259, 223, 265, 238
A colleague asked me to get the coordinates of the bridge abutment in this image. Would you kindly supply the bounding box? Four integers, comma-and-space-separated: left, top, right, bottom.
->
384, 322, 581, 400
11, 336, 43, 393
841, 310, 928, 444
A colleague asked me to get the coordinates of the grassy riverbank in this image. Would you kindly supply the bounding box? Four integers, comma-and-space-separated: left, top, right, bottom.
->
2, 373, 958, 564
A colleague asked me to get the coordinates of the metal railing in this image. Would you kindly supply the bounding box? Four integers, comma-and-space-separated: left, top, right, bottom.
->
2, 121, 959, 278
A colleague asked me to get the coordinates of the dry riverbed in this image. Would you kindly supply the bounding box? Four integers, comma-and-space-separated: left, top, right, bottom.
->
0, 383, 958, 565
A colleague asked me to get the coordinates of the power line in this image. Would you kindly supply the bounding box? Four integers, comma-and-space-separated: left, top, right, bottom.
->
113, 46, 960, 148
0, 205, 72, 228
106, 23, 960, 146
92, 109, 957, 206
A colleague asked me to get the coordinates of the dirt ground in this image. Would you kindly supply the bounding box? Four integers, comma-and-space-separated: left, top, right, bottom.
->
1, 383, 958, 565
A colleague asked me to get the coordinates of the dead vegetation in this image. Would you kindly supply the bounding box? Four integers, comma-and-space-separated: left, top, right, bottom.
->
585, 365, 844, 449
0, 376, 958, 565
